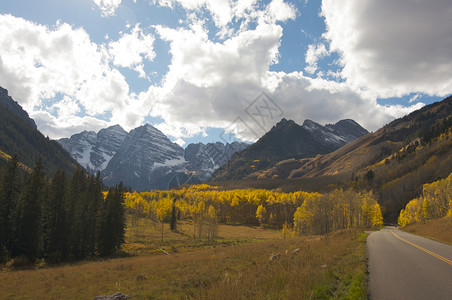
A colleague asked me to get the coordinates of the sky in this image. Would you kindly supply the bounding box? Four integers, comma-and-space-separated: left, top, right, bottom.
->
0, 0, 450, 147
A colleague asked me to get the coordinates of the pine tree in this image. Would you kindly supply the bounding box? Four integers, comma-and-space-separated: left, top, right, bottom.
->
0, 154, 20, 256
65, 166, 86, 260
41, 169, 67, 262
83, 172, 103, 257
14, 159, 46, 260
98, 183, 125, 256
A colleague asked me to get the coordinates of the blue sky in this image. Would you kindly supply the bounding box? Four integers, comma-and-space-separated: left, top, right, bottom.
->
0, 0, 450, 147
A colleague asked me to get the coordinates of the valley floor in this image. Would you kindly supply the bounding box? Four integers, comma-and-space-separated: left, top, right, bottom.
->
0, 220, 367, 299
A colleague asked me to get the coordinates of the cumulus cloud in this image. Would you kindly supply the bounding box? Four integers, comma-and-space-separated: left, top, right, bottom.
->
1, 0, 444, 144
108, 24, 156, 78
154, 0, 296, 35
93, 0, 123, 17
140, 1, 411, 141
321, 0, 452, 98
0, 14, 146, 138
305, 43, 329, 74
31, 110, 109, 139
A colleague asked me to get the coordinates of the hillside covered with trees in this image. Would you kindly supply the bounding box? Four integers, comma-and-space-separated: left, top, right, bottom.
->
0, 158, 126, 264
0, 88, 78, 175
398, 171, 452, 226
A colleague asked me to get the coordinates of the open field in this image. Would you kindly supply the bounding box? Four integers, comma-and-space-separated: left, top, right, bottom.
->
123, 217, 281, 256
401, 216, 452, 245
0, 217, 367, 299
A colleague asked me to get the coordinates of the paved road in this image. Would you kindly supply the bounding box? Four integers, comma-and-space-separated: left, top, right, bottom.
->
367, 227, 452, 300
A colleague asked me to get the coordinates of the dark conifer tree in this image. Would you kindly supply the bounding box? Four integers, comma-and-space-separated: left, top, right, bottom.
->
41, 169, 67, 262
83, 172, 103, 257
65, 166, 86, 260
14, 159, 46, 260
98, 183, 125, 256
0, 154, 20, 255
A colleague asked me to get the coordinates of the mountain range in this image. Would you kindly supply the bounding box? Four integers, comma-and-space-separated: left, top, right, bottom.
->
2, 83, 450, 222
211, 95, 452, 221
59, 124, 248, 191
210, 118, 368, 181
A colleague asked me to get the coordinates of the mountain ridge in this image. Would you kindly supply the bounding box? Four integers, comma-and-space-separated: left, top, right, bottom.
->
210, 117, 368, 181
0, 85, 78, 174
59, 124, 248, 191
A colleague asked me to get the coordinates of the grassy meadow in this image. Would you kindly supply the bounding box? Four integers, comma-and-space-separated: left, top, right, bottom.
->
0, 215, 368, 299
401, 215, 452, 245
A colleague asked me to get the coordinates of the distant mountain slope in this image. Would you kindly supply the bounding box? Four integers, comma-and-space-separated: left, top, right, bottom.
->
253, 95, 452, 221
59, 125, 128, 173
101, 124, 186, 191
289, 95, 452, 179
210, 118, 368, 181
0, 86, 78, 174
60, 124, 248, 191
185, 141, 248, 181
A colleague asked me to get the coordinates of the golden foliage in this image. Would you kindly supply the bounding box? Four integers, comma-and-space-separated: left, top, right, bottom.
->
398, 171, 452, 226
124, 184, 382, 236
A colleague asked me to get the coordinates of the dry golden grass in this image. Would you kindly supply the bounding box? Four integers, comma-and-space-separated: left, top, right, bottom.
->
0, 227, 367, 299
123, 218, 281, 256
402, 216, 452, 244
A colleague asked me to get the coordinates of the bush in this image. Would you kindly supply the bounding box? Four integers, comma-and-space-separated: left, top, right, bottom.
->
6, 255, 33, 269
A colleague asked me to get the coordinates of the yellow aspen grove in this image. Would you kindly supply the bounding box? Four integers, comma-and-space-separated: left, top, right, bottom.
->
398, 171, 452, 226
123, 185, 383, 235
156, 197, 172, 241
256, 204, 267, 227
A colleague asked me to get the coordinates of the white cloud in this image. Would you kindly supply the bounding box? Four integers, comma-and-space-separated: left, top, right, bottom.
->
1, 1, 442, 144
174, 138, 186, 147
108, 24, 156, 78
409, 94, 420, 103
321, 0, 452, 98
154, 0, 296, 34
305, 43, 329, 74
139, 2, 414, 142
31, 111, 109, 139
93, 0, 123, 17
0, 14, 147, 138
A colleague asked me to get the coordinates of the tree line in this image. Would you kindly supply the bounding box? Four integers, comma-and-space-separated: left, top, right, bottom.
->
124, 184, 383, 238
0, 156, 126, 264
398, 171, 452, 226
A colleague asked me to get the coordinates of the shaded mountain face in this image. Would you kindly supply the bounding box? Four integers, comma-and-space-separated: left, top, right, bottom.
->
288, 96, 452, 180
59, 125, 128, 173
184, 141, 249, 181
0, 87, 36, 129
60, 124, 248, 191
0, 86, 77, 174
101, 124, 186, 191
210, 118, 368, 181
252, 96, 452, 222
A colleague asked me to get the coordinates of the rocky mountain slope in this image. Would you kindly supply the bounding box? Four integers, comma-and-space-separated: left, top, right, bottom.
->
59, 124, 248, 191
59, 125, 128, 173
0, 86, 78, 174
0, 86, 36, 130
210, 118, 368, 181
243, 95, 452, 221
184, 142, 248, 181
101, 124, 186, 191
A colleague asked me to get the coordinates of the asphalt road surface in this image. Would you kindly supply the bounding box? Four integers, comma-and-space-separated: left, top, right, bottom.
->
367, 227, 452, 300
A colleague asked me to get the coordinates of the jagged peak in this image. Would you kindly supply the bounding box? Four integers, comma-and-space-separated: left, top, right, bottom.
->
104, 124, 126, 132
274, 118, 296, 129
302, 119, 323, 131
